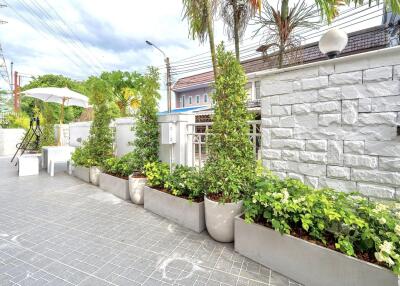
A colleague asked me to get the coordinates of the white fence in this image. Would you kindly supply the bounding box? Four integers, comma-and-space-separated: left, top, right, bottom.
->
186, 120, 262, 168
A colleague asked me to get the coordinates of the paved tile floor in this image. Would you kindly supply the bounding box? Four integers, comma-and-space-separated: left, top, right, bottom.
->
0, 157, 300, 286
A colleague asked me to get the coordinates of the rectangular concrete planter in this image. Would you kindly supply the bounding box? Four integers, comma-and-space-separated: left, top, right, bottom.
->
144, 186, 205, 233
72, 166, 90, 183
234, 216, 399, 286
99, 173, 130, 200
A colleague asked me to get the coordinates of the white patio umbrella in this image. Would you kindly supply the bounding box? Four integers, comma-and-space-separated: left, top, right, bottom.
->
22, 87, 89, 145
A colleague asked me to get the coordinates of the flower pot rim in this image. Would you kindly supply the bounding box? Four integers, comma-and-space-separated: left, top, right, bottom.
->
204, 195, 243, 205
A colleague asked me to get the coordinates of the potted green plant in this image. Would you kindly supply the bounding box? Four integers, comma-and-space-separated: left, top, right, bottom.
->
202, 44, 256, 242
71, 76, 117, 185
128, 67, 160, 205
235, 173, 400, 286
71, 145, 91, 182
99, 154, 133, 200
143, 162, 205, 232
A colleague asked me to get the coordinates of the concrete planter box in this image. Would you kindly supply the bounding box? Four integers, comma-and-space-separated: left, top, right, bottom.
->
99, 173, 130, 200
144, 186, 205, 233
72, 166, 90, 183
234, 216, 399, 286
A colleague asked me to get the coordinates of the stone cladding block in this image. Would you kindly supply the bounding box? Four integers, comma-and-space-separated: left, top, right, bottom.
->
271, 105, 291, 116
299, 151, 327, 164
318, 88, 341, 101
357, 183, 395, 199
342, 100, 358, 125
327, 140, 343, 165
312, 101, 341, 113
352, 169, 400, 186
344, 154, 378, 169
271, 128, 293, 139
344, 141, 364, 155
306, 140, 327, 152
301, 76, 328, 90
327, 166, 351, 180
363, 66, 393, 82
330, 71, 362, 86
319, 114, 341, 127
271, 139, 305, 150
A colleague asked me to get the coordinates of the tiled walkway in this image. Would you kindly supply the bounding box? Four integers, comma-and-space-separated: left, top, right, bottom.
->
0, 157, 299, 286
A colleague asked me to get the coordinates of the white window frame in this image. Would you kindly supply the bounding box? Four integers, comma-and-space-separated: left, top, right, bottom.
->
204, 93, 208, 103
189, 96, 192, 105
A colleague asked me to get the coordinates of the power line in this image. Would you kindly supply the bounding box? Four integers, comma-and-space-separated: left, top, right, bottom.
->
15, 0, 101, 75
170, 7, 384, 75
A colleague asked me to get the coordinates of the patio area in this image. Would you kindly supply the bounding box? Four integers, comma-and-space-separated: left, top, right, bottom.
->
0, 157, 299, 286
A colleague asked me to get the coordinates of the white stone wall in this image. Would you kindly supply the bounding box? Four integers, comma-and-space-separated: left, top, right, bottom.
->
258, 46, 400, 200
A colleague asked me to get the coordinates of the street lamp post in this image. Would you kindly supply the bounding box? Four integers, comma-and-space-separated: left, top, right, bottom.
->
145, 41, 172, 113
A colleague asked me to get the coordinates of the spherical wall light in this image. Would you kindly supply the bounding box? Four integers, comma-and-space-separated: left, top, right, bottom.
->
319, 28, 348, 59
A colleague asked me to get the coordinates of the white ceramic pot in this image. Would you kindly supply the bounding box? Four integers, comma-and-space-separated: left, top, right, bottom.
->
128, 175, 147, 204
204, 196, 243, 243
90, 166, 101, 186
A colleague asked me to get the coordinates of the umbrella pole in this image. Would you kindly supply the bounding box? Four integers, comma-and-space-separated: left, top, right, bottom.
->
57, 98, 66, 146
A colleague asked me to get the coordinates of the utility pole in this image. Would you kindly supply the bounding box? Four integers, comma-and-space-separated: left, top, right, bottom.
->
13, 71, 20, 112
165, 57, 172, 113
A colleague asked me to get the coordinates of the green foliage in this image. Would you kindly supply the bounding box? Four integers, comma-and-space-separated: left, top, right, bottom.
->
244, 173, 400, 274
203, 44, 256, 203
165, 165, 202, 200
130, 67, 160, 173
21, 74, 85, 123
103, 153, 137, 178
1, 112, 30, 129
71, 146, 92, 168
100, 70, 144, 116
71, 77, 116, 167
144, 162, 203, 200
144, 161, 170, 188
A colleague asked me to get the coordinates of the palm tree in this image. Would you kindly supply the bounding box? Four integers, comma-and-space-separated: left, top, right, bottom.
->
220, 0, 262, 60
182, 0, 218, 77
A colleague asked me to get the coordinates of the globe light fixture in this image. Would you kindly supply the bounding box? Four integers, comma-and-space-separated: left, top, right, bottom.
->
319, 28, 348, 59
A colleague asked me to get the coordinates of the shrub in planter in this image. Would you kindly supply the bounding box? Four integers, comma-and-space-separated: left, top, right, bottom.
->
71, 77, 117, 185
239, 172, 400, 285
99, 154, 134, 200
202, 44, 256, 242
128, 67, 160, 204
143, 162, 205, 232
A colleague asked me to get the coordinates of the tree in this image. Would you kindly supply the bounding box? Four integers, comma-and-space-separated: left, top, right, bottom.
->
253, 0, 318, 68
182, 0, 218, 77
100, 71, 143, 117
82, 77, 118, 167
203, 44, 256, 203
130, 67, 160, 173
220, 0, 261, 60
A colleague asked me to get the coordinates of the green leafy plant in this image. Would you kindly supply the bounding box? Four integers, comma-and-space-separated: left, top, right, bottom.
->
165, 165, 203, 200
103, 153, 137, 178
203, 43, 256, 203
129, 67, 160, 174
244, 172, 400, 274
2, 112, 30, 129
71, 146, 93, 168
144, 161, 170, 188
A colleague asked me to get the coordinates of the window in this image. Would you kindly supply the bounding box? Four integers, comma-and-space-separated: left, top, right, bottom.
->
189, 96, 192, 104
204, 93, 208, 103
255, 81, 261, 99
196, 95, 200, 104
246, 82, 252, 99
182, 96, 185, 107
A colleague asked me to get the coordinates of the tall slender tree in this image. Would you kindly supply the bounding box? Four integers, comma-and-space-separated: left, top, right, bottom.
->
220, 0, 261, 60
182, 0, 218, 77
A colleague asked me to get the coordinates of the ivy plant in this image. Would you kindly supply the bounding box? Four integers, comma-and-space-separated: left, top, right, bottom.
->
203, 43, 256, 203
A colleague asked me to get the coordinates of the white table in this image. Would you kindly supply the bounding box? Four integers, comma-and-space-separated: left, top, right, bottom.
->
42, 146, 75, 175
18, 153, 41, 176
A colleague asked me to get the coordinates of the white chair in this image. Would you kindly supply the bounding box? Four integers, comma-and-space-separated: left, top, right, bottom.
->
47, 147, 74, 177
18, 154, 41, 176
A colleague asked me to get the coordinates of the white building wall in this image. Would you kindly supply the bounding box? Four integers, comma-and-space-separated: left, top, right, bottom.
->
114, 117, 135, 157
257, 46, 400, 200
0, 128, 25, 156
68, 121, 91, 147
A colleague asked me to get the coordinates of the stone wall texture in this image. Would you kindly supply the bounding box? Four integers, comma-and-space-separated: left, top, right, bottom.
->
260, 47, 400, 200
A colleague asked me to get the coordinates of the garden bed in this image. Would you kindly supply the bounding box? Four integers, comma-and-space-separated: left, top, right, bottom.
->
143, 186, 205, 233
72, 166, 90, 183
99, 172, 130, 200
234, 216, 399, 286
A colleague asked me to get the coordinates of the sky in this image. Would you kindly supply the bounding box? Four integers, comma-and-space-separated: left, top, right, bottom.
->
0, 0, 384, 110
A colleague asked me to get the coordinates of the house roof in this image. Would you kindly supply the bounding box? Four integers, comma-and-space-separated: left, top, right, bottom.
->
173, 25, 388, 92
